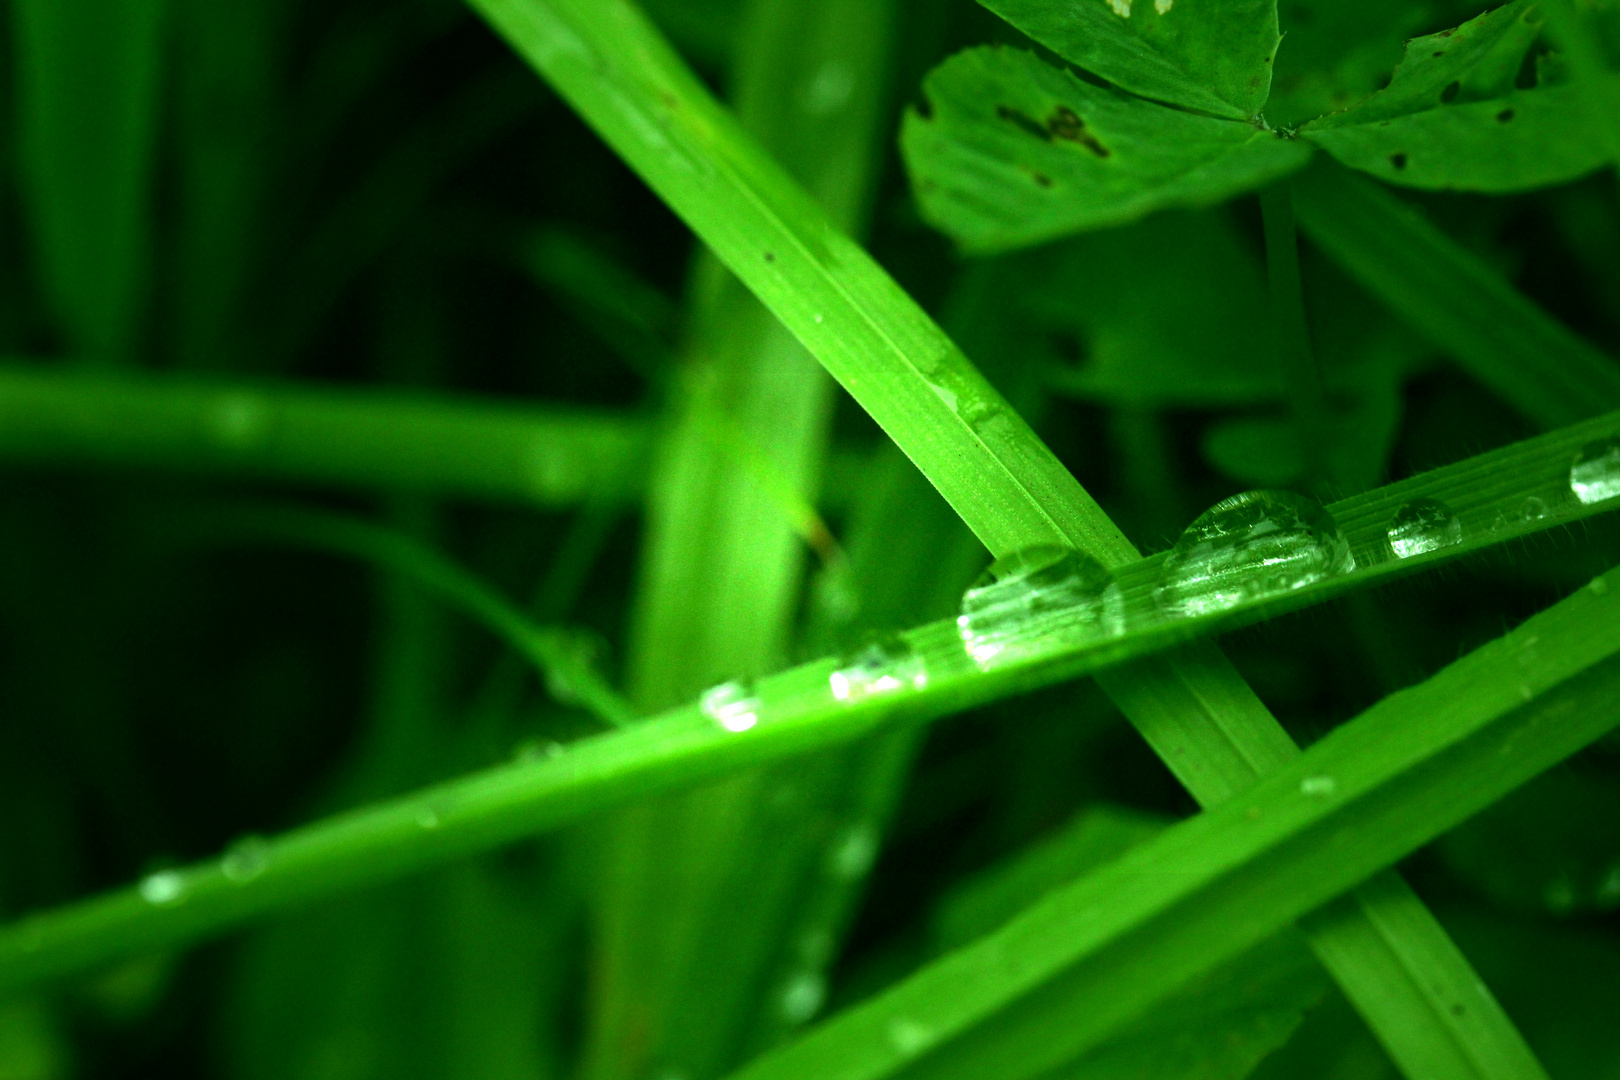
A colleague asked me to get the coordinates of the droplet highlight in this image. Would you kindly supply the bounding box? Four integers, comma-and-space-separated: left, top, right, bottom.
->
1156, 491, 1355, 618
829, 636, 927, 702
827, 822, 879, 881
887, 1017, 935, 1058
779, 971, 828, 1024
221, 835, 271, 884
139, 871, 187, 907
957, 546, 1123, 669
1571, 438, 1620, 505
702, 680, 761, 733
1387, 497, 1462, 559
1299, 775, 1337, 798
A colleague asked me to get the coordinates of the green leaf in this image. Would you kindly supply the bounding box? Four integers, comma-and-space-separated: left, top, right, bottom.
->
1300, 0, 1614, 192
977, 0, 1279, 118
901, 47, 1312, 253
1266, 0, 1438, 129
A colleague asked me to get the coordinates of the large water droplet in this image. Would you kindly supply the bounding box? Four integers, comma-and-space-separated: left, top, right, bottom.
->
1156, 491, 1354, 618
1571, 438, 1620, 505
829, 636, 927, 702
827, 822, 879, 881
1387, 497, 1463, 559
957, 546, 1123, 669
221, 835, 271, 884
139, 871, 187, 907
702, 680, 761, 732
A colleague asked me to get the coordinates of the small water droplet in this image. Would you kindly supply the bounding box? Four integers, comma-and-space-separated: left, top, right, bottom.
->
1299, 775, 1337, 798
1386, 497, 1463, 559
221, 835, 271, 884
1156, 491, 1354, 618
415, 806, 442, 830
800, 62, 855, 116
139, 871, 187, 907
779, 971, 828, 1024
1571, 438, 1620, 505
1591, 576, 1611, 596
702, 680, 761, 732
1519, 496, 1548, 521
1544, 875, 1577, 914
827, 823, 879, 881
957, 546, 1123, 670
829, 636, 927, 702
887, 1017, 935, 1058
813, 313, 824, 324
1597, 866, 1620, 906
207, 393, 270, 450
1517, 682, 1534, 702
514, 738, 565, 763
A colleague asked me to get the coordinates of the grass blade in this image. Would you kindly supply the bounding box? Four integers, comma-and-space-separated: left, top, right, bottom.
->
2, 409, 1618, 994
1292, 155, 1620, 428
465, 2, 1552, 1074
0, 366, 649, 505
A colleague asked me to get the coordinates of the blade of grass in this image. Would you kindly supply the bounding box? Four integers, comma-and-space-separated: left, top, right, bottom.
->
168, 502, 636, 729
466, 2, 1548, 1074
585, 2, 902, 1075
0, 366, 649, 505
1292, 155, 1620, 429
11, 0, 166, 363
3, 407, 1619, 994
724, 562, 1620, 1080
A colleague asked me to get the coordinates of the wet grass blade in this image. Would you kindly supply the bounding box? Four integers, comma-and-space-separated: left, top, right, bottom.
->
464, 2, 1551, 1074
1292, 155, 1620, 428
0, 366, 649, 505
2, 410, 1618, 994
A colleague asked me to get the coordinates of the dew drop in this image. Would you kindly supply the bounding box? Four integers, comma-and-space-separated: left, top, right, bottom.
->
1544, 875, 1577, 914
957, 546, 1123, 670
139, 871, 187, 907
1156, 491, 1354, 618
829, 636, 927, 702
827, 822, 879, 881
207, 393, 270, 450
1386, 497, 1462, 559
779, 971, 828, 1024
415, 806, 442, 830
1571, 438, 1620, 505
702, 680, 761, 733
1520, 496, 1548, 521
1299, 775, 1337, 798
1591, 576, 1611, 596
1597, 866, 1620, 907
887, 1017, 935, 1058
221, 835, 271, 884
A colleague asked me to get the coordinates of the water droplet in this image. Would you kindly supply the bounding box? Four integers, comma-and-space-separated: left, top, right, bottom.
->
827, 823, 879, 881
221, 835, 271, 884
1156, 491, 1354, 618
829, 636, 927, 702
1571, 438, 1620, 505
207, 393, 270, 450
139, 871, 186, 907
779, 971, 827, 1024
415, 806, 442, 830
813, 313, 824, 324
887, 1017, 935, 1058
1386, 497, 1463, 559
1597, 867, 1620, 906
1299, 775, 1337, 798
1591, 576, 1611, 596
957, 546, 1123, 670
702, 680, 761, 733
801, 62, 855, 116
1520, 496, 1548, 521
514, 738, 565, 763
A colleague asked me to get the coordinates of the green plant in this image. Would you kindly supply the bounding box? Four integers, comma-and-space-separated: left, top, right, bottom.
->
1, 0, 1618, 1078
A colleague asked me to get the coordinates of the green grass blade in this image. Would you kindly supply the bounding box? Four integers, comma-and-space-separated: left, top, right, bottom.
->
0, 366, 649, 505
722, 564, 1620, 1080
11, 0, 165, 362
2, 410, 1618, 995
1292, 156, 1620, 428
171, 502, 637, 729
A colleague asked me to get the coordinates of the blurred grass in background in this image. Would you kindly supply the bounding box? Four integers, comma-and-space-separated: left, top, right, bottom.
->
0, 0, 1617, 1078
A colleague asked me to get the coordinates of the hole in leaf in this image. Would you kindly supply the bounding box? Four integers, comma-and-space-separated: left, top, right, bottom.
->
1441, 80, 1460, 102
1045, 106, 1111, 157
996, 105, 1052, 142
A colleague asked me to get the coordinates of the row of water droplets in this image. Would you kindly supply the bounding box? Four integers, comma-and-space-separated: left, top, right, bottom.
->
698, 437, 1620, 735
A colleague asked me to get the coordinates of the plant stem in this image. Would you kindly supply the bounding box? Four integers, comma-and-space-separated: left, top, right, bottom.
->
1261, 181, 1328, 488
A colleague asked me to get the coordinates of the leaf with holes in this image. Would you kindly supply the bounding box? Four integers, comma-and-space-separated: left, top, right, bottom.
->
979, 0, 1278, 119
901, 47, 1312, 253
1300, 0, 1616, 190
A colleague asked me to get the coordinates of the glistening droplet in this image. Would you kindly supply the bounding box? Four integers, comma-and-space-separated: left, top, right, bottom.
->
702, 680, 761, 732
779, 971, 828, 1024
1387, 497, 1463, 559
139, 871, 187, 907
1571, 438, 1620, 505
957, 546, 1123, 670
1156, 491, 1354, 618
221, 835, 271, 884
829, 636, 927, 702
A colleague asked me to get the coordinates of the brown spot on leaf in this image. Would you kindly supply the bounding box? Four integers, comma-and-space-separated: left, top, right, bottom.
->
1390, 152, 1408, 169
764, 251, 776, 262
1032, 172, 1053, 188
1497, 108, 1515, 122
1441, 80, 1460, 103
1045, 105, 1111, 157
